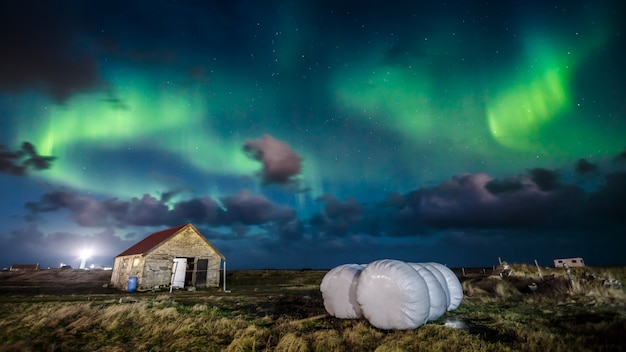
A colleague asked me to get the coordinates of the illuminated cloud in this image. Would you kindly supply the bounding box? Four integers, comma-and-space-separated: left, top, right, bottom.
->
244, 134, 303, 185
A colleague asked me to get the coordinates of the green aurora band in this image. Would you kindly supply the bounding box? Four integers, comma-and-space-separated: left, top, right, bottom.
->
12, 27, 625, 201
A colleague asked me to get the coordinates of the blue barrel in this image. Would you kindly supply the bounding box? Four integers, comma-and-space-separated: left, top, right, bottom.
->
128, 276, 138, 293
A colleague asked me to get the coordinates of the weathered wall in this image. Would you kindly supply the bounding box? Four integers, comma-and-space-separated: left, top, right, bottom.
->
110, 255, 145, 290
142, 256, 174, 288
148, 226, 222, 287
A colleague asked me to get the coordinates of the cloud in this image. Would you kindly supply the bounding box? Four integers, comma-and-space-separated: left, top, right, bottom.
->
585, 171, 626, 224
14, 149, 626, 269
25, 188, 296, 230
575, 158, 598, 174
167, 197, 222, 227
484, 177, 525, 195
527, 167, 560, 191
384, 192, 407, 208
243, 134, 302, 185
395, 172, 585, 231
219, 189, 296, 225
0, 2, 101, 102
310, 195, 364, 237
25, 190, 110, 227
105, 195, 173, 227
614, 149, 626, 164
0, 142, 56, 176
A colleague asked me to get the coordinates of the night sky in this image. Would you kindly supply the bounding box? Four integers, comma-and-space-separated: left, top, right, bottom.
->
1, 1, 625, 270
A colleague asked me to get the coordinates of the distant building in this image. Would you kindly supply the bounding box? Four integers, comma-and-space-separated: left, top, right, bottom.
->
110, 223, 225, 291
9, 263, 40, 271
553, 257, 585, 268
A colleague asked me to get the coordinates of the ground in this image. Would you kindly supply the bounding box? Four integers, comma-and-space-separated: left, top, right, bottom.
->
1, 266, 624, 351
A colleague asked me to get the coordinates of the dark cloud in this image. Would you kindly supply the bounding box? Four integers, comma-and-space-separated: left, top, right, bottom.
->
393, 173, 585, 231
575, 158, 597, 174
219, 190, 296, 225
0, 142, 56, 176
25, 188, 295, 230
310, 195, 364, 237
614, 149, 626, 164
168, 197, 222, 227
243, 134, 302, 185
10, 167, 626, 269
106, 195, 173, 227
485, 177, 525, 195
585, 171, 626, 224
260, 218, 303, 241
527, 168, 560, 191
0, 2, 101, 102
384, 192, 407, 208
26, 190, 110, 227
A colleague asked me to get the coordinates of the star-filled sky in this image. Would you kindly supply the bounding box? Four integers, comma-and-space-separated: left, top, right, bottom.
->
1, 1, 625, 270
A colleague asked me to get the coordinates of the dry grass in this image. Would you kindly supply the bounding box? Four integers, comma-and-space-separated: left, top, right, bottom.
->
0, 267, 624, 351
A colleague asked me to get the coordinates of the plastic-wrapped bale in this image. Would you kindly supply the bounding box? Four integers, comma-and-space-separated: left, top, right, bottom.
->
419, 262, 450, 309
356, 259, 430, 330
320, 264, 365, 319
408, 263, 447, 321
424, 262, 463, 311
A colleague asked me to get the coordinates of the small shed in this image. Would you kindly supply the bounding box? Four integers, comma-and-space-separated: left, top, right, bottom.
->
9, 263, 40, 271
553, 257, 585, 268
110, 223, 225, 291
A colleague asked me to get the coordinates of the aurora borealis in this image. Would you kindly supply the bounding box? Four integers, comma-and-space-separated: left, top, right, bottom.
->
1, 1, 625, 269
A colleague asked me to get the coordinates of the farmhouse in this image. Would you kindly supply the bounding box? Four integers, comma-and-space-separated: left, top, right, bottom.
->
553, 257, 585, 268
110, 223, 225, 291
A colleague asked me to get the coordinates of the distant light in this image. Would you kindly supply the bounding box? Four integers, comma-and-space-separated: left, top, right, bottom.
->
79, 248, 92, 269
79, 249, 91, 260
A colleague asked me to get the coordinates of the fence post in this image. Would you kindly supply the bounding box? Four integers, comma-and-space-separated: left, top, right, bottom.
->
534, 259, 543, 280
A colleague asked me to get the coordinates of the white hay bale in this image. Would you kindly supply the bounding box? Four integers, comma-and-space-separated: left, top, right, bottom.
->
418, 262, 451, 308
408, 263, 447, 321
424, 262, 463, 311
320, 264, 365, 319
356, 259, 430, 330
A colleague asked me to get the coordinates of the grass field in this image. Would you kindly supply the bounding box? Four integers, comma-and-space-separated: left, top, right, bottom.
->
0, 265, 624, 351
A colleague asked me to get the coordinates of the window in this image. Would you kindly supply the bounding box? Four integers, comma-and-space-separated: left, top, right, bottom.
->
571, 260, 577, 263
122, 258, 129, 268
557, 260, 563, 263
132, 257, 140, 268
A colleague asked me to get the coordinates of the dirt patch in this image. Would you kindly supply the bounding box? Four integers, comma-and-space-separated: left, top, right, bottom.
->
0, 269, 115, 296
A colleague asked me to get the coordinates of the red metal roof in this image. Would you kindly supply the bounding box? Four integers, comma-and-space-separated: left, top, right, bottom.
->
116, 224, 188, 257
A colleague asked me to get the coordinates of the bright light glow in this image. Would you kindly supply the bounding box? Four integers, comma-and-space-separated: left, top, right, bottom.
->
79, 248, 92, 269
79, 249, 91, 260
